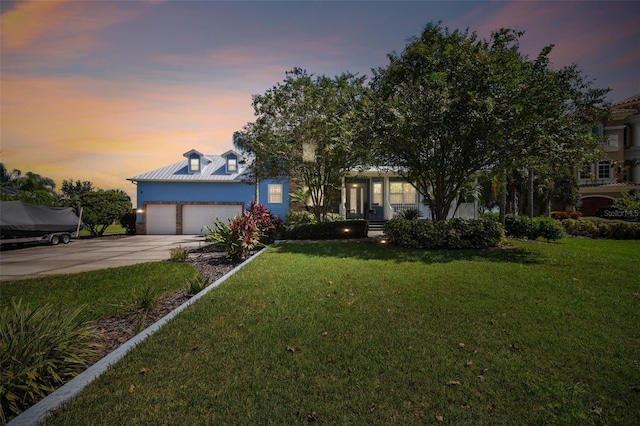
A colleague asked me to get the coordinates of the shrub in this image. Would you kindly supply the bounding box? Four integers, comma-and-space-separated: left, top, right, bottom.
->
283, 220, 368, 240
186, 273, 212, 296
285, 210, 315, 224
203, 203, 281, 259
130, 282, 160, 313
323, 213, 345, 222
119, 211, 137, 235
562, 218, 640, 239
478, 212, 499, 222
503, 215, 565, 241
246, 201, 282, 244
397, 208, 422, 220
1, 300, 97, 422
383, 218, 504, 249
535, 217, 566, 241
169, 245, 189, 262
550, 211, 582, 221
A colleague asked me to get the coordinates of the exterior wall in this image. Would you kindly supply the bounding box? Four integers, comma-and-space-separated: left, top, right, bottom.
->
134, 178, 290, 234
257, 179, 290, 220
136, 181, 255, 208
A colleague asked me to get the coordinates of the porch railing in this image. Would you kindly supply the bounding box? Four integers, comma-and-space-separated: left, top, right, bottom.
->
386, 202, 430, 219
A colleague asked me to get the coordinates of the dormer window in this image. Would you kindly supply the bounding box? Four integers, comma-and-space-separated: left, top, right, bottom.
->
183, 149, 205, 174
227, 157, 237, 173
189, 156, 200, 172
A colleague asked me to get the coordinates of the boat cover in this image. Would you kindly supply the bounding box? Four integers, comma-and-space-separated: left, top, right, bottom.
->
0, 200, 81, 237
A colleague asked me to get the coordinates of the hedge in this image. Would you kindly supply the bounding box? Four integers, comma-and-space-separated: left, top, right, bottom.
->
562, 218, 640, 240
383, 218, 505, 249
503, 215, 566, 241
282, 220, 368, 240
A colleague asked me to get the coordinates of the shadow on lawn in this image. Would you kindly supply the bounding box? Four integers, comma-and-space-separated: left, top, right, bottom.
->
273, 240, 544, 265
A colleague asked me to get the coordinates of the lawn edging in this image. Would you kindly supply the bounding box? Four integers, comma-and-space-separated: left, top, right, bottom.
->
8, 248, 267, 426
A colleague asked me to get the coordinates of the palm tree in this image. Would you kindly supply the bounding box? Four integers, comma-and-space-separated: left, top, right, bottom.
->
14, 171, 56, 193
0, 163, 21, 186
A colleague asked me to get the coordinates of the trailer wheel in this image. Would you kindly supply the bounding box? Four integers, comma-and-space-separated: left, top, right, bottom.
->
50, 235, 60, 245
61, 234, 71, 244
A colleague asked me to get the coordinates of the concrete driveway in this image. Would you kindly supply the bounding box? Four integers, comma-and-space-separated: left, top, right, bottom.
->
0, 235, 207, 281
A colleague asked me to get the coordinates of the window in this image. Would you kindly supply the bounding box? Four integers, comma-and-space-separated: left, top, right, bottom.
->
189, 157, 200, 172
389, 182, 416, 204
227, 157, 237, 173
597, 161, 611, 180
579, 163, 592, 180
372, 182, 382, 205
268, 184, 283, 203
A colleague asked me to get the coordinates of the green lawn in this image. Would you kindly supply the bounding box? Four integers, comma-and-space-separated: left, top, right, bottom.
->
76, 224, 126, 237
37, 239, 640, 425
0, 262, 196, 321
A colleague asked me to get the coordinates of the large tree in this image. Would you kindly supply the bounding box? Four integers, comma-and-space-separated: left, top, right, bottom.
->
70, 190, 131, 236
236, 68, 369, 221
369, 23, 609, 220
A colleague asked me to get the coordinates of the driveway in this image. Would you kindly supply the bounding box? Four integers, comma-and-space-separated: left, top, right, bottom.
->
0, 235, 207, 281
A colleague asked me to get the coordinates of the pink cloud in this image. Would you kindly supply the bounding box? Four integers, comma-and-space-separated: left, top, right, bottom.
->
1, 0, 141, 59
452, 1, 638, 67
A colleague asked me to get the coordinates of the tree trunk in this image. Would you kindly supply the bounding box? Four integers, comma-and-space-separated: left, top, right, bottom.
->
499, 172, 507, 226
528, 168, 534, 219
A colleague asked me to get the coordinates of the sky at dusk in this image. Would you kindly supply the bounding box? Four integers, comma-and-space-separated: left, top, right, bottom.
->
1, 0, 639, 203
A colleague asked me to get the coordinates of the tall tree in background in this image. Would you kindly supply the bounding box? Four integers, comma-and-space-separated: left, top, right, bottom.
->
61, 179, 94, 199
236, 68, 369, 221
369, 23, 609, 220
0, 164, 21, 186
0, 165, 59, 205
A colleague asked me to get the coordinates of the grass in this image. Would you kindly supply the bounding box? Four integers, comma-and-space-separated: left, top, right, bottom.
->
77, 224, 126, 237
28, 239, 640, 424
0, 262, 197, 321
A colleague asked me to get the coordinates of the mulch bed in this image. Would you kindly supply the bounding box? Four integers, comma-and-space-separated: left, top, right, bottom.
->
93, 249, 243, 359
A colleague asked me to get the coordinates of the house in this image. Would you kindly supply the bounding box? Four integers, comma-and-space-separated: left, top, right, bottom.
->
341, 169, 477, 223
127, 149, 288, 235
128, 147, 478, 235
578, 93, 640, 216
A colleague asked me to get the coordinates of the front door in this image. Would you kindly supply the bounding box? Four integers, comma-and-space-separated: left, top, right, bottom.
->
346, 181, 368, 219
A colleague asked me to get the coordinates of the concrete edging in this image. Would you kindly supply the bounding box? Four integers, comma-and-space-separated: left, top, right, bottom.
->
8, 248, 267, 426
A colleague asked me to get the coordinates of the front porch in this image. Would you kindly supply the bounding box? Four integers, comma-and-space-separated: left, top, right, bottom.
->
340, 175, 477, 222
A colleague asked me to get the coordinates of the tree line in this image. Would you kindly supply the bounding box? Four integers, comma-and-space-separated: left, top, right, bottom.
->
0, 164, 133, 236
235, 23, 610, 222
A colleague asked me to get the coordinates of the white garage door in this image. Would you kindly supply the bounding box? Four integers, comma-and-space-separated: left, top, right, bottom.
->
146, 204, 177, 235
182, 204, 243, 235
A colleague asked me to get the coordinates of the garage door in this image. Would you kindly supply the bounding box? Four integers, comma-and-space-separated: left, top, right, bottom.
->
182, 204, 243, 235
146, 204, 177, 234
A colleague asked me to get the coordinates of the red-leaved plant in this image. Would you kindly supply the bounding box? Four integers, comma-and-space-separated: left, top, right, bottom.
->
203, 202, 281, 260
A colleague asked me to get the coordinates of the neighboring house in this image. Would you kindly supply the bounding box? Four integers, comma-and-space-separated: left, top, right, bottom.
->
341, 169, 477, 223
127, 149, 288, 235
578, 93, 640, 216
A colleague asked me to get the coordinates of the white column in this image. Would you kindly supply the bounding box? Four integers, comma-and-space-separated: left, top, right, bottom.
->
383, 177, 392, 219
340, 177, 346, 218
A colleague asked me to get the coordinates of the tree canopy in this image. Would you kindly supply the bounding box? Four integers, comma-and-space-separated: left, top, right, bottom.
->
70, 190, 132, 237
369, 23, 609, 220
235, 68, 369, 221
61, 179, 94, 199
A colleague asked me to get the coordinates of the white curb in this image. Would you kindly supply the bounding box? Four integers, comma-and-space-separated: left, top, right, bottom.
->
8, 248, 267, 426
